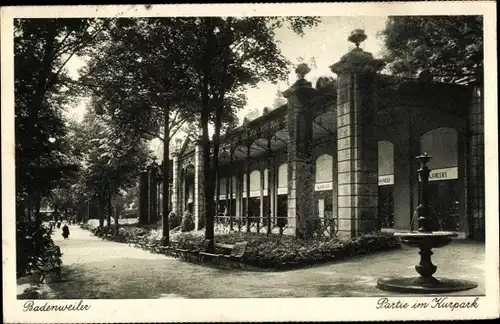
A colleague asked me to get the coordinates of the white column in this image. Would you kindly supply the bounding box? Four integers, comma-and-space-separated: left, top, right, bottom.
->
194, 140, 204, 230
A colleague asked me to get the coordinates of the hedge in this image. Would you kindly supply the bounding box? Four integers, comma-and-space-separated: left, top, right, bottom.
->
170, 231, 401, 269
81, 221, 401, 270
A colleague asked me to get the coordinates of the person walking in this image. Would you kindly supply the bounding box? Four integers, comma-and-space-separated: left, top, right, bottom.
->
62, 223, 70, 239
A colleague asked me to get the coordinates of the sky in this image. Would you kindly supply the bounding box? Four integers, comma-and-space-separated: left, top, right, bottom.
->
63, 16, 389, 157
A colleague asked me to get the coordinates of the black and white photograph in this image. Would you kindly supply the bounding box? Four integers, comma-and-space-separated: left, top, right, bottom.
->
1, 2, 498, 323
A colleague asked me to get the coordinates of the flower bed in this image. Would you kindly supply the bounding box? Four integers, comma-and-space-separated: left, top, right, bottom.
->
171, 231, 401, 269
81, 221, 401, 270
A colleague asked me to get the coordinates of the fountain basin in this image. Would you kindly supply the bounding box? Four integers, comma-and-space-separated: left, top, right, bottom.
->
395, 231, 458, 248
377, 231, 477, 293
377, 276, 478, 294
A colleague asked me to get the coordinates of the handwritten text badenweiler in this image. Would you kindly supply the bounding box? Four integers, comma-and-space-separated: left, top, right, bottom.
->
23, 300, 91, 312
376, 297, 479, 311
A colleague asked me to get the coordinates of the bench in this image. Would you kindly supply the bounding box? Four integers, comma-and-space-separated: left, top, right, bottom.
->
128, 234, 149, 249
174, 237, 192, 260
187, 239, 211, 261
34, 245, 63, 283
218, 241, 248, 269
144, 233, 161, 253
157, 238, 180, 258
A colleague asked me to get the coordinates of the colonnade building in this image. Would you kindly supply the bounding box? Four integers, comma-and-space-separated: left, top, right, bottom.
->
170, 32, 485, 240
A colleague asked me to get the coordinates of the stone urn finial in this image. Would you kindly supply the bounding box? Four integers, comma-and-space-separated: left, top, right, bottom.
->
295, 63, 311, 80
348, 29, 367, 48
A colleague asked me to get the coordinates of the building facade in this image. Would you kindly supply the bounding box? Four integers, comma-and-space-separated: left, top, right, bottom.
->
172, 32, 485, 240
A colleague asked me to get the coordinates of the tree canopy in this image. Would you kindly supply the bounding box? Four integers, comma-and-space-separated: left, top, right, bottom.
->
380, 16, 483, 84
14, 18, 108, 224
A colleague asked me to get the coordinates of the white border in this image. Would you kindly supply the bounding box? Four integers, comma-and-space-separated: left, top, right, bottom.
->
2, 2, 498, 322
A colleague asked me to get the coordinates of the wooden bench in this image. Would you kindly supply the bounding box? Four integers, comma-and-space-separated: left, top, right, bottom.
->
144, 233, 161, 253
174, 237, 192, 260
34, 245, 63, 283
157, 238, 180, 258
218, 241, 248, 269
187, 239, 211, 261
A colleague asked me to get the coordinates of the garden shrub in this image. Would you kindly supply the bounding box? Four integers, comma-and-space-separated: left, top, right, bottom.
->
16, 222, 56, 278
180, 210, 195, 232
173, 231, 401, 269
80, 219, 400, 270
168, 211, 180, 229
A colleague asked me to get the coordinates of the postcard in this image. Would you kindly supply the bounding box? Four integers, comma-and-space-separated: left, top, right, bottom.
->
1, 2, 498, 322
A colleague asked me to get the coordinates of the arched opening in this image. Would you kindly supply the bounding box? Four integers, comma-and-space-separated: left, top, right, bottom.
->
277, 163, 288, 226
378, 141, 394, 228
248, 170, 261, 221
217, 177, 227, 216
420, 127, 460, 231
183, 164, 195, 213
314, 154, 334, 227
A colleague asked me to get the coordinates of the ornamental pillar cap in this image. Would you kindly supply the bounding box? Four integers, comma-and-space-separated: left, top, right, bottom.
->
330, 29, 385, 75
282, 63, 315, 98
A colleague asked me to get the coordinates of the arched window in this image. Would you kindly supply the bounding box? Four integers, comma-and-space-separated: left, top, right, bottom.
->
219, 178, 227, 196
420, 127, 460, 231
278, 163, 287, 195
378, 141, 394, 186
315, 154, 333, 191
249, 170, 261, 197
421, 127, 458, 173
263, 168, 269, 192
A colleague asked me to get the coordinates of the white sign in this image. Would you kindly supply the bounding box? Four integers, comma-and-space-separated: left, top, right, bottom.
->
378, 174, 394, 186
315, 182, 333, 191
422, 167, 459, 182
219, 194, 236, 200
277, 187, 287, 195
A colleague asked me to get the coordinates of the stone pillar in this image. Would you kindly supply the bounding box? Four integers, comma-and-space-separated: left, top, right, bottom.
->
235, 168, 241, 218
467, 80, 484, 240
245, 145, 251, 232
283, 64, 317, 239
194, 137, 205, 230
215, 167, 220, 217
148, 161, 158, 224
330, 30, 384, 237
259, 167, 264, 219
171, 153, 180, 216
179, 169, 185, 213
267, 137, 273, 234
138, 170, 149, 225
225, 170, 230, 215
229, 157, 234, 230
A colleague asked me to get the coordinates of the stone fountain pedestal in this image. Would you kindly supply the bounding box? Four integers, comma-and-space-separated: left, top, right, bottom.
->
377, 153, 478, 294
377, 231, 478, 293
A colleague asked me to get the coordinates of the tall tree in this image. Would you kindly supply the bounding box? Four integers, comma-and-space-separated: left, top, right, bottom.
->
379, 16, 483, 84
74, 108, 152, 228
78, 18, 202, 242
175, 17, 320, 248
14, 18, 108, 225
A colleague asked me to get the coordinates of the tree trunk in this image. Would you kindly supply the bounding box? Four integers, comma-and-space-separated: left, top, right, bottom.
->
34, 191, 42, 227
27, 197, 32, 225
98, 193, 105, 227
107, 186, 112, 227
114, 203, 121, 236
162, 108, 170, 244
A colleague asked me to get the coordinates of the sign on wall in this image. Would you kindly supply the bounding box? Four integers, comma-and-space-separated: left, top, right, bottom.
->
420, 167, 458, 182
277, 187, 287, 195
378, 174, 394, 186
242, 190, 261, 198
315, 182, 333, 191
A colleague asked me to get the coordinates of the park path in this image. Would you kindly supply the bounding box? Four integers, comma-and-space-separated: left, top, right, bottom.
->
18, 225, 485, 299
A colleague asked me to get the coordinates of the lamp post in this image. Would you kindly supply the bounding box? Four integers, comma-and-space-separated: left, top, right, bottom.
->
415, 153, 433, 232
